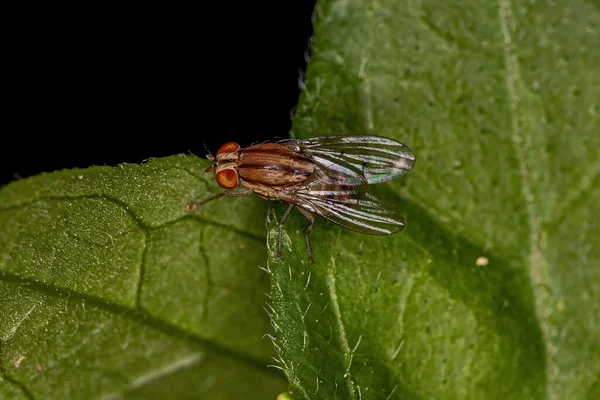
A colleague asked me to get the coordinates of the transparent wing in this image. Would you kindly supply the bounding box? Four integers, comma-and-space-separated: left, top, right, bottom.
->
282, 135, 416, 185
293, 184, 406, 235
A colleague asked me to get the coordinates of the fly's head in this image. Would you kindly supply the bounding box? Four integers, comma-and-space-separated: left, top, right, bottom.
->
205, 142, 241, 189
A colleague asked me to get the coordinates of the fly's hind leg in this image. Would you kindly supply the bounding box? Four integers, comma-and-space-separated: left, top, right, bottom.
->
297, 207, 316, 263
277, 203, 295, 258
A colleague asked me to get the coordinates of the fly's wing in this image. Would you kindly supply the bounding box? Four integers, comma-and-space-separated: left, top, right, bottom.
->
282, 135, 416, 185
293, 184, 406, 235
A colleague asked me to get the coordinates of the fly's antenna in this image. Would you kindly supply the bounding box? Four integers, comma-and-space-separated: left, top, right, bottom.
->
203, 141, 214, 159
202, 141, 216, 175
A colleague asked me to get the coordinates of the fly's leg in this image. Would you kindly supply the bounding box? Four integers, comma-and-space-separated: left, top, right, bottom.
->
187, 186, 252, 211
187, 192, 226, 211
297, 207, 316, 263
277, 203, 295, 258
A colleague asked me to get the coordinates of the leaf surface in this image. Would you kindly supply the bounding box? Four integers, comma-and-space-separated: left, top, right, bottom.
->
0, 156, 287, 399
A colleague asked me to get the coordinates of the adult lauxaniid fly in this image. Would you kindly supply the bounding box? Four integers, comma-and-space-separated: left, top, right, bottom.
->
189, 135, 416, 262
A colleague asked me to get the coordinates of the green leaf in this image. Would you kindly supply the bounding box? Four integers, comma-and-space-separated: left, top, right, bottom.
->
267, 0, 599, 399
0, 156, 287, 398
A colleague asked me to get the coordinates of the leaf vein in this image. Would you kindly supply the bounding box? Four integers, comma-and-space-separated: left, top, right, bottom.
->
327, 254, 357, 399
101, 352, 204, 399
3, 303, 38, 341
0, 194, 264, 243
198, 226, 212, 322
134, 232, 149, 311
0, 272, 278, 377
499, 1, 556, 398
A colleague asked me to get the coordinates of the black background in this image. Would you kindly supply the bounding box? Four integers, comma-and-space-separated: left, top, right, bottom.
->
2, 3, 317, 185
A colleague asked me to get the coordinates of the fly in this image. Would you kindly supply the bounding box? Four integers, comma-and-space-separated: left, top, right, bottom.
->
189, 135, 416, 263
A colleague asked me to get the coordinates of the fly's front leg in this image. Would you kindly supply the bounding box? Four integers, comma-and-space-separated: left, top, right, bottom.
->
297, 207, 316, 263
277, 203, 295, 258
187, 186, 252, 211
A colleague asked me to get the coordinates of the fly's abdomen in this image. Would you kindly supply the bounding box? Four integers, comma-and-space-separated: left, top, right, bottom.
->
238, 143, 315, 186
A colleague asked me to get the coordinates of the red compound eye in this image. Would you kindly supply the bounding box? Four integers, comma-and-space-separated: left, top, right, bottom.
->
216, 169, 238, 189
217, 142, 241, 155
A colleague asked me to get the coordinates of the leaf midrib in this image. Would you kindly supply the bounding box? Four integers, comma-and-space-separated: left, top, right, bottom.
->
498, 1, 554, 399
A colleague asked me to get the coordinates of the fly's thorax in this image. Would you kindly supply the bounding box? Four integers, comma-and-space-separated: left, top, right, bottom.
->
238, 143, 315, 187
240, 179, 292, 202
